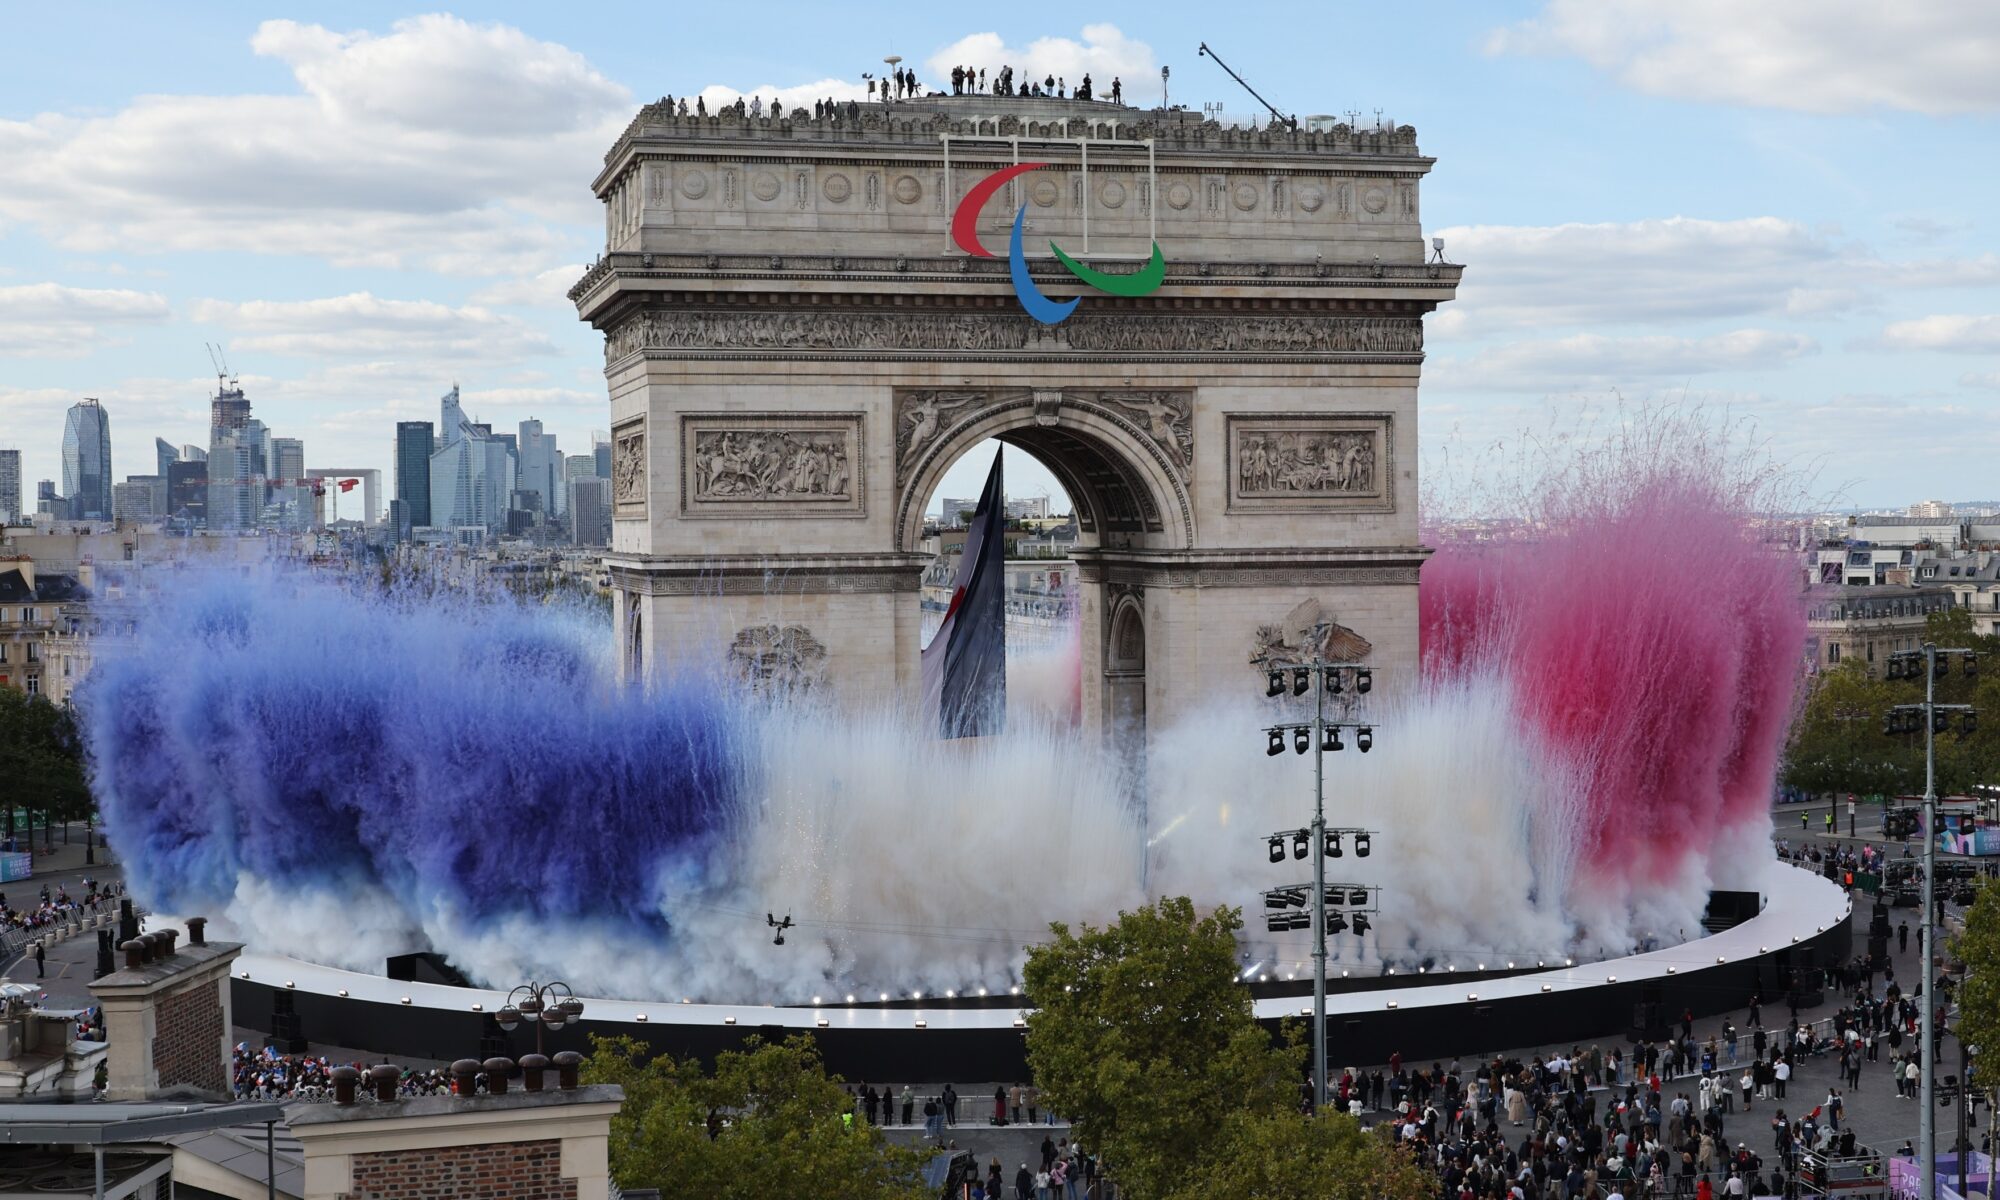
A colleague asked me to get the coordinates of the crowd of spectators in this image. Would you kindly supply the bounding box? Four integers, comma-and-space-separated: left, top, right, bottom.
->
231, 1046, 457, 1101
0, 877, 121, 940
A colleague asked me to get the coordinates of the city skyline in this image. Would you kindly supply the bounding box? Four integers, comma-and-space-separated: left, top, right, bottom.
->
1, 4, 1997, 508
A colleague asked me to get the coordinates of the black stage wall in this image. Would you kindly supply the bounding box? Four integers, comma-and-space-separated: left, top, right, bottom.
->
235, 917, 1848, 1082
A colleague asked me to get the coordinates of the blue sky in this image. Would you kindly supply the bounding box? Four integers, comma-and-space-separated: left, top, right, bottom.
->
2, 1, 1997, 511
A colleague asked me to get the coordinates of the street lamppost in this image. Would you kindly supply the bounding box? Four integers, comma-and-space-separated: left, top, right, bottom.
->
495, 980, 585, 1057
1885, 643, 1978, 1200
1259, 659, 1378, 1112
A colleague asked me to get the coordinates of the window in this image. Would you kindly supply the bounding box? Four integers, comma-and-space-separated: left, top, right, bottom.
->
24, 674, 38, 695
0, 644, 6, 663
25, 643, 37, 662
1867, 643, 1875, 662
1829, 643, 1841, 664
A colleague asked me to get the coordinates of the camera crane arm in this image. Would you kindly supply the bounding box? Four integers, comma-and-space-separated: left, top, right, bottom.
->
1197, 42, 1296, 131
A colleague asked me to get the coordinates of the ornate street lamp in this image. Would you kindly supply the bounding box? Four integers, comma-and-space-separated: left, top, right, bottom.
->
495, 980, 585, 1057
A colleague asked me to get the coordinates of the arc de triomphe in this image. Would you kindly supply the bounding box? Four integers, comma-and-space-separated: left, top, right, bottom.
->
571, 96, 1459, 748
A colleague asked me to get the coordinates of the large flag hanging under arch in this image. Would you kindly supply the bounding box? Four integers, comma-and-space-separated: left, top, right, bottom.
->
921, 451, 1007, 738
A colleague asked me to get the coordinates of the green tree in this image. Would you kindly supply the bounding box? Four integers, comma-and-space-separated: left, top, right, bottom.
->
1022, 897, 1303, 1199
1782, 662, 1913, 796
1166, 1105, 1433, 1200
581, 1034, 927, 1200
1951, 881, 2000, 1088
0, 690, 93, 844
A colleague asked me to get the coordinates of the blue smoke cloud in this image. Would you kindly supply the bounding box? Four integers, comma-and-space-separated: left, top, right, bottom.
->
81, 570, 742, 950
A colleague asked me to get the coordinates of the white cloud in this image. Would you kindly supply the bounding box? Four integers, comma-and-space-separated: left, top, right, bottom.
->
1428, 329, 1818, 393
1880, 314, 2000, 354
1962, 372, 2000, 391
0, 15, 628, 275
1432, 217, 1845, 336
192, 293, 557, 360
0, 282, 171, 358
1486, 0, 2000, 115
926, 25, 1157, 102
468, 264, 589, 309
1430, 217, 2000, 339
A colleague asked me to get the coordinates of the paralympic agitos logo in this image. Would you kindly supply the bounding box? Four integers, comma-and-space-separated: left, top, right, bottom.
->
951, 162, 1165, 325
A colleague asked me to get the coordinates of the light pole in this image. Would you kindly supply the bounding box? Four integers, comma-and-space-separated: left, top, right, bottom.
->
883, 55, 902, 104
1886, 643, 1978, 1200
1260, 659, 1377, 1111
495, 980, 584, 1057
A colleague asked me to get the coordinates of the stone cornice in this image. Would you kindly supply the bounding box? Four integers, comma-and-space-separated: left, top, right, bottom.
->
571, 251, 1461, 306
607, 552, 928, 597
597, 307, 1427, 368
1070, 546, 1433, 589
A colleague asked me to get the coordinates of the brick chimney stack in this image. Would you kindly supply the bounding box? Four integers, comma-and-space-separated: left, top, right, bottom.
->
87, 918, 240, 1102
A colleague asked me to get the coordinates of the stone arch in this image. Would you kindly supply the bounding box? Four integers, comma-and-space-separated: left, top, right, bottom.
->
894, 391, 1195, 554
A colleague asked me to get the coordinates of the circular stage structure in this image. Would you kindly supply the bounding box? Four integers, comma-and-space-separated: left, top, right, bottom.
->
222, 861, 1851, 1081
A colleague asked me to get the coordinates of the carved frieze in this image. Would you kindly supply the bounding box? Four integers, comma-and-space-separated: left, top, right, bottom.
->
895, 391, 987, 484
1226, 412, 1394, 514
611, 418, 647, 518
1089, 391, 1193, 476
1250, 598, 1373, 672
680, 412, 865, 518
727, 623, 828, 697
1064, 316, 1420, 355
604, 310, 1422, 362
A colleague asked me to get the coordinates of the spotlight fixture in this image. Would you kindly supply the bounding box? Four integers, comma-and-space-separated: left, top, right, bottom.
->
1348, 887, 1368, 906
1966, 652, 1979, 677
1355, 726, 1374, 753
1326, 912, 1348, 935
1268, 835, 1285, 863
1356, 667, 1373, 694
1935, 710, 1951, 735
767, 912, 793, 946
1320, 724, 1342, 753
1266, 669, 1286, 697
1293, 726, 1310, 755
1292, 667, 1311, 696
1326, 831, 1343, 858
1264, 892, 1291, 911
1354, 832, 1371, 857
1266, 728, 1285, 757
1964, 711, 1978, 735
1292, 829, 1310, 860
1326, 666, 1346, 695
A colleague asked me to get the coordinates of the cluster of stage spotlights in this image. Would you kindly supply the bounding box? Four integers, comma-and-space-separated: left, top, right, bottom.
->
1268, 827, 1371, 862
1266, 665, 1372, 698
1266, 724, 1373, 756
1263, 884, 1375, 935
1885, 650, 1976, 681
1883, 707, 1976, 736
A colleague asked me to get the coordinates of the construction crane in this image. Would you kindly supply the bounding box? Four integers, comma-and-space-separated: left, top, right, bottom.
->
205, 342, 236, 388
1196, 42, 1296, 131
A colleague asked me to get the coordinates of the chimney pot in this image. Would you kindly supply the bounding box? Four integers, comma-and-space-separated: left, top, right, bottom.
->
553, 1050, 583, 1091
450, 1058, 483, 1096
120, 939, 145, 970
161, 928, 179, 956
331, 1065, 360, 1106
186, 917, 207, 946
138, 933, 161, 963
369, 1064, 400, 1103
518, 1053, 550, 1091
482, 1057, 516, 1094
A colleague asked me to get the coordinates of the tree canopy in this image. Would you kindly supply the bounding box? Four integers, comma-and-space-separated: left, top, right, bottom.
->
1950, 880, 2000, 1085
1782, 613, 2000, 798
1023, 896, 1427, 1200
581, 1033, 928, 1200
0, 689, 92, 826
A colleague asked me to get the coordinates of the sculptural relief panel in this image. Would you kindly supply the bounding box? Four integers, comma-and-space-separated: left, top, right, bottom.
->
1226, 413, 1394, 514
611, 417, 647, 519
679, 412, 865, 518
